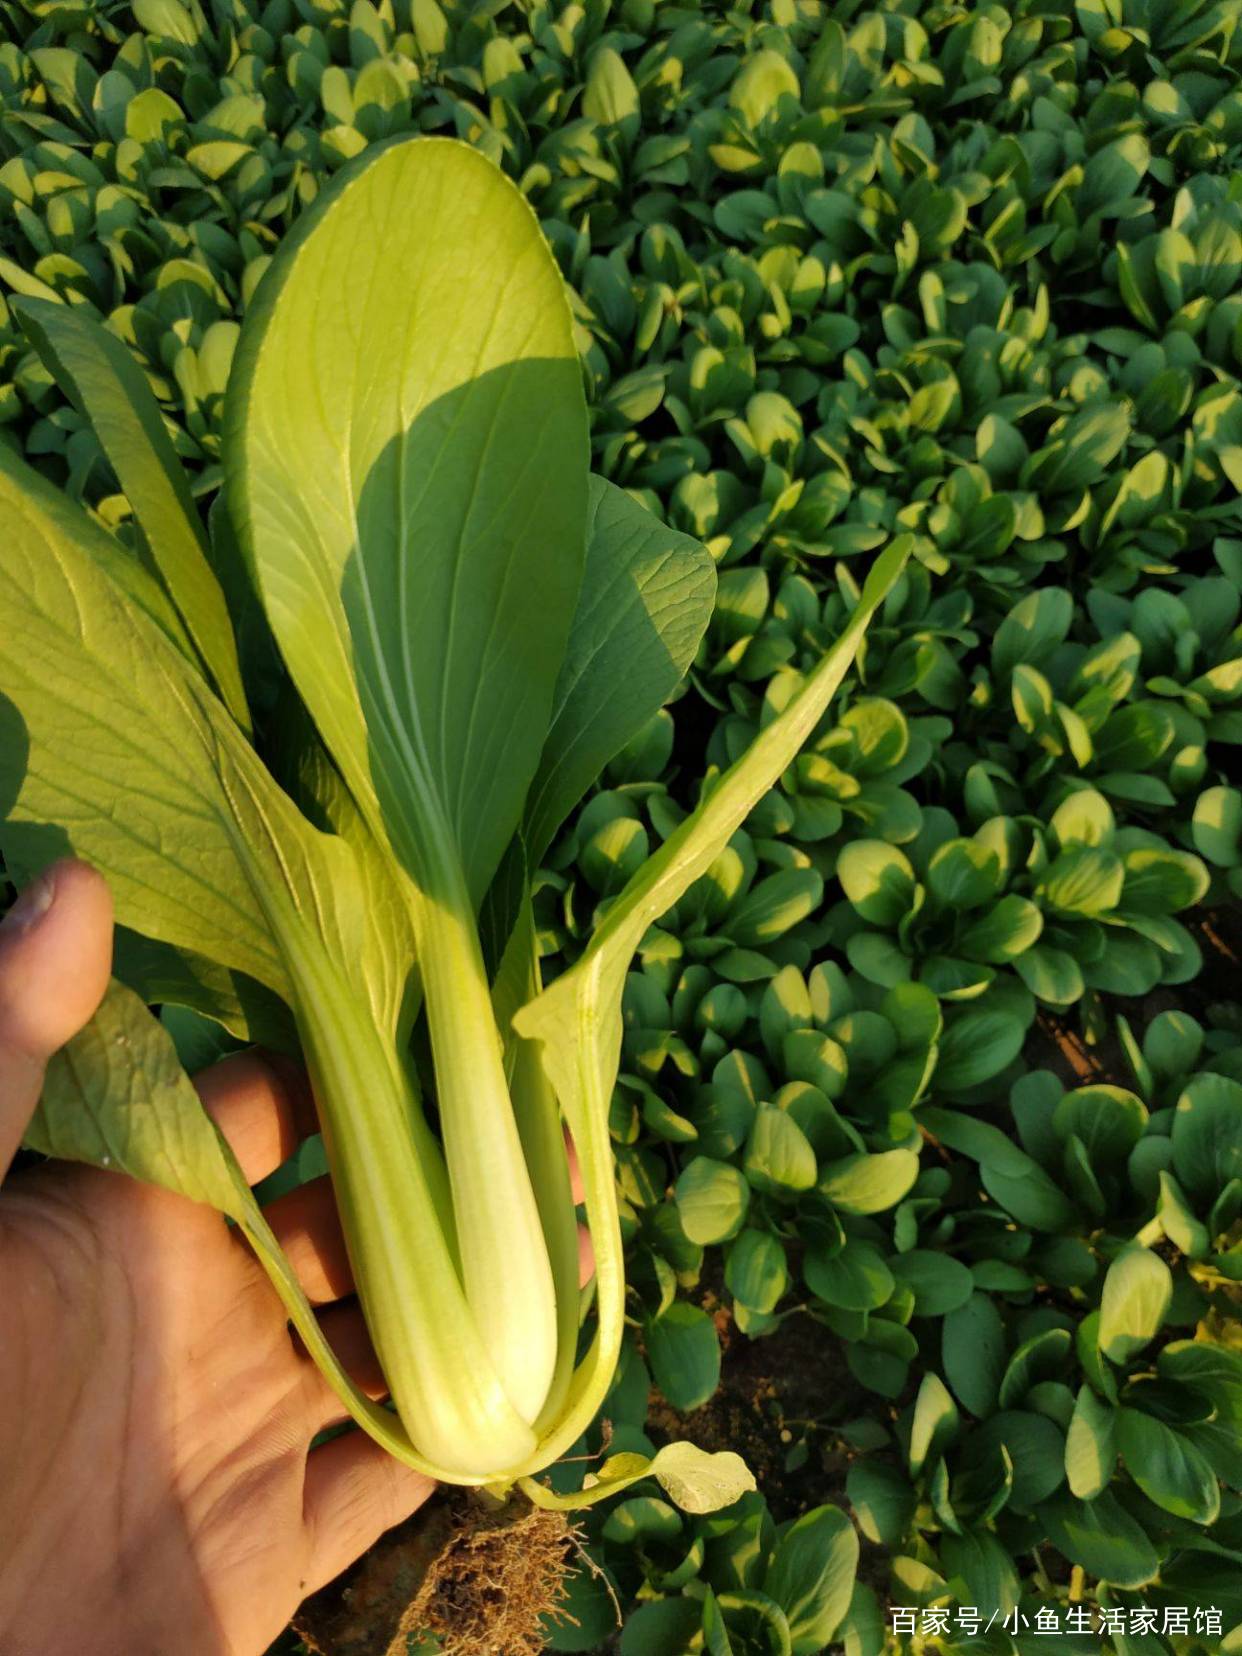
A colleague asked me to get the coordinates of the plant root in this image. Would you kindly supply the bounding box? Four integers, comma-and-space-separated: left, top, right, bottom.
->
293, 1487, 576, 1656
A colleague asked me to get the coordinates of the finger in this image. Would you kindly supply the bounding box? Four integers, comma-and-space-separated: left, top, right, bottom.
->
315, 1301, 387, 1400
565, 1131, 593, 1285
0, 860, 112, 1178
195, 1052, 316, 1186
301, 1430, 435, 1596
296, 1301, 388, 1434
264, 1176, 353, 1305
565, 1127, 584, 1204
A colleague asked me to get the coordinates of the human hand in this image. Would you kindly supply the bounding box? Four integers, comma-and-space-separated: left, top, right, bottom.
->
0, 861, 435, 1656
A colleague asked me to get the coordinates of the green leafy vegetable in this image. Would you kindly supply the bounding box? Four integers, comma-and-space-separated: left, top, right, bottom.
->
0, 136, 906, 1497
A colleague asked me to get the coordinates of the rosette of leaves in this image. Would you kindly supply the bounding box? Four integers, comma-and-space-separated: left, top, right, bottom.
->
979, 585, 1212, 812
1037, 126, 1157, 275
1091, 568, 1242, 756
1115, 175, 1242, 370
906, 1065, 1242, 1596
848, 1257, 1242, 1637
0, 0, 1237, 515
793, 261, 1059, 522
922, 1047, 1242, 1272
701, 563, 973, 748
1075, 0, 1242, 84
1094, 324, 1208, 455
840, 561, 977, 714
1130, 60, 1242, 176
713, 389, 844, 568
544, 632, 959, 994
1128, 1067, 1242, 1275
529, 1310, 875, 1653
546, 1487, 867, 1656
662, 970, 951, 1387
850, 1306, 1087, 1625
1076, 430, 1204, 593
0, 49, 325, 461
894, 461, 1054, 602
684, 966, 934, 1263
1117, 1007, 1242, 1110
834, 774, 1212, 1013
609, 959, 939, 1380
827, 806, 1046, 1004
551, 804, 828, 991
729, 697, 931, 853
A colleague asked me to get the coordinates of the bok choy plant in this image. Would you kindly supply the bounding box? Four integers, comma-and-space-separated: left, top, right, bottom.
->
0, 136, 908, 1504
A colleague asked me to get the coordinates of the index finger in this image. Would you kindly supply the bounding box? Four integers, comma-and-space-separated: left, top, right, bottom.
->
195, 1050, 317, 1186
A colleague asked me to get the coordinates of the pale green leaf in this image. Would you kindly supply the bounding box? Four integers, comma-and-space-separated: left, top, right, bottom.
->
228, 135, 589, 907
0, 447, 364, 1012
582, 46, 639, 127
0, 443, 194, 664
765, 1505, 858, 1653
523, 1442, 755, 1516
1098, 1246, 1172, 1365
726, 1229, 788, 1313
836, 840, 915, 925
744, 1102, 817, 1194
909, 1373, 959, 1475
818, 1149, 919, 1215
676, 1156, 751, 1244
1065, 1384, 1116, 1499
649, 1442, 757, 1515
30, 979, 242, 1211
14, 297, 250, 731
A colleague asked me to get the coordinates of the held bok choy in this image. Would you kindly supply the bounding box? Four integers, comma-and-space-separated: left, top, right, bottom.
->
0, 136, 909, 1502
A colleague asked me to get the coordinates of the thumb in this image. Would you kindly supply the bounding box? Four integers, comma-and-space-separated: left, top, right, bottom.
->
0, 860, 113, 1180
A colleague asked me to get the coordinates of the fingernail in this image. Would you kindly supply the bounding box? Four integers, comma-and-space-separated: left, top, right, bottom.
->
2, 869, 57, 934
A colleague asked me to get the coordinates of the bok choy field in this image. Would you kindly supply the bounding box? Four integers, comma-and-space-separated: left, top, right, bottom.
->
2, 0, 1242, 1651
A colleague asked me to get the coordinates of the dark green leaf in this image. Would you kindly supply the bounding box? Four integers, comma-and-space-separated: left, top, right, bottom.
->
645, 1303, 722, 1412
804, 1240, 894, 1313
942, 1294, 1007, 1417
1116, 1407, 1220, 1525
889, 1251, 975, 1317
1037, 1489, 1160, 1587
